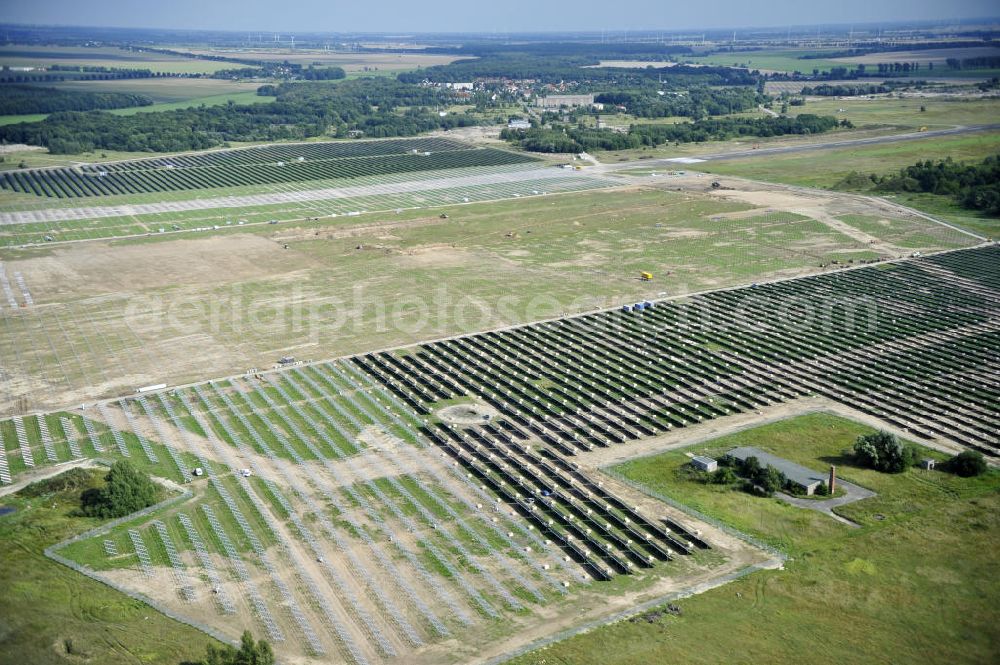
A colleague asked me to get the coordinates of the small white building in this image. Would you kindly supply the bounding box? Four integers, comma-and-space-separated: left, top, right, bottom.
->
507, 119, 531, 130
691, 456, 718, 472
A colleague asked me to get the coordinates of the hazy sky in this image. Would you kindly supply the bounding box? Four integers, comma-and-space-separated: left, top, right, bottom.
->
3, 0, 997, 34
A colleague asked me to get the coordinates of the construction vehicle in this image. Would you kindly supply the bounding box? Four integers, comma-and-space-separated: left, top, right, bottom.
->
919, 126, 928, 132
640, 272, 653, 281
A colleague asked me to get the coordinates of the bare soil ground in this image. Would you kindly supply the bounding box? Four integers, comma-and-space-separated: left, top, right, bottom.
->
16, 234, 313, 301
832, 46, 1000, 66
171, 48, 466, 72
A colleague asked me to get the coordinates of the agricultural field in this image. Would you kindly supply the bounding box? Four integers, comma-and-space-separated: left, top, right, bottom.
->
0, 79, 273, 127
831, 45, 1000, 68
168, 47, 469, 73
786, 97, 1000, 132
511, 413, 1000, 665
0, 45, 235, 75
679, 45, 1000, 76
49, 77, 269, 104
679, 48, 847, 74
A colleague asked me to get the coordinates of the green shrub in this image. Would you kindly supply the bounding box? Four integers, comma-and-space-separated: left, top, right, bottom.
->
853, 431, 917, 473
185, 631, 274, 665
945, 450, 988, 477
710, 467, 738, 485
21, 467, 94, 498
79, 460, 159, 518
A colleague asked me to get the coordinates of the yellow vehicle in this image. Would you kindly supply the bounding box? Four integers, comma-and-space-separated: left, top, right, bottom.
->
919, 126, 928, 132
640, 271, 653, 281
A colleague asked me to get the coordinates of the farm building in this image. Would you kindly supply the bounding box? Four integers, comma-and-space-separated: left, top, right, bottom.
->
725, 446, 825, 495
535, 94, 596, 109
691, 456, 717, 472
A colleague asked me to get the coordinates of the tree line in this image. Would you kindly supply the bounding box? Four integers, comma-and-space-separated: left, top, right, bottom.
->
594, 87, 764, 119
799, 83, 892, 96
946, 56, 1000, 69
0, 78, 472, 153
399, 55, 757, 87
502, 114, 846, 153
873, 155, 1000, 215
0, 84, 153, 115
212, 65, 346, 81
0, 65, 169, 84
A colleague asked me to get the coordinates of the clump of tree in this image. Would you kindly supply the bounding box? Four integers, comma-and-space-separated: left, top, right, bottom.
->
976, 77, 1000, 92
594, 86, 764, 119
212, 64, 345, 81
877, 155, 1000, 216
708, 455, 788, 497
944, 450, 988, 478
735, 456, 788, 496
79, 460, 160, 518
0, 84, 152, 115
838, 155, 1000, 216
502, 113, 847, 153
852, 431, 917, 473
800, 83, 891, 96
708, 466, 738, 485
184, 631, 274, 665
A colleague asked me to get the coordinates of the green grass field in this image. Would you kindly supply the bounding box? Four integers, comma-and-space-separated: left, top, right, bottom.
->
694, 133, 1000, 188
0, 468, 213, 665
789, 97, 1000, 131
680, 46, 1000, 76
0, 79, 272, 128
0, 45, 234, 75
689, 131, 1000, 237
512, 413, 1000, 665
680, 48, 845, 74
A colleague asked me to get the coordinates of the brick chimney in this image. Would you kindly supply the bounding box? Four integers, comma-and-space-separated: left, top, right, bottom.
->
829, 465, 836, 494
